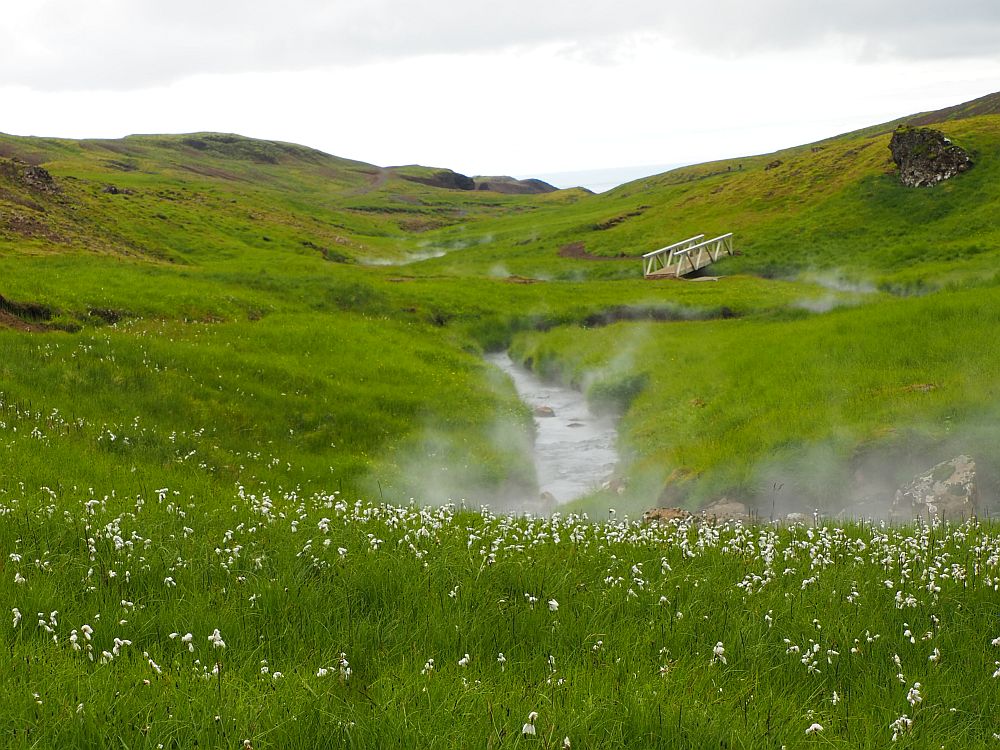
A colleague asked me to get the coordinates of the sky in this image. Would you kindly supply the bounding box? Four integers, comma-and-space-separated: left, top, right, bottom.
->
2, 1, 1000, 191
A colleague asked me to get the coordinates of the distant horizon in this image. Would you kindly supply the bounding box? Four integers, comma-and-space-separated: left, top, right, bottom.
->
527, 163, 687, 193
3, 1, 999, 182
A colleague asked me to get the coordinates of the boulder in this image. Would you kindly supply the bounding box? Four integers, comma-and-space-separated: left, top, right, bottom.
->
700, 498, 749, 523
892, 455, 978, 521
642, 507, 692, 524
0, 159, 59, 193
888, 126, 972, 187
533, 405, 555, 418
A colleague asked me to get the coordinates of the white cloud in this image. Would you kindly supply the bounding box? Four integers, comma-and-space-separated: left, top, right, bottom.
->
4, 37, 998, 179
2, 0, 999, 91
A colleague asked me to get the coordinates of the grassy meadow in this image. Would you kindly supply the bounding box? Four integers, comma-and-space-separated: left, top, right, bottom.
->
3, 94, 1000, 746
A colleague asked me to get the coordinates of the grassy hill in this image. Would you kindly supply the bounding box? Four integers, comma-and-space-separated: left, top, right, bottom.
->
410, 94, 1000, 291
4, 93, 1000, 749
2, 93, 1000, 513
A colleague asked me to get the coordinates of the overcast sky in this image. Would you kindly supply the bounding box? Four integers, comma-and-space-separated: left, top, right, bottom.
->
2, 1, 999, 187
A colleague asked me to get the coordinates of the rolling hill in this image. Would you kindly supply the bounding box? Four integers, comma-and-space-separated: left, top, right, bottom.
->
2, 92, 1000, 514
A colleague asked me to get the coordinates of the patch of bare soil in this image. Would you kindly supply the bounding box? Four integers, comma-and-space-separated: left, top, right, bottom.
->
3, 212, 64, 242
0, 310, 49, 332
557, 242, 629, 260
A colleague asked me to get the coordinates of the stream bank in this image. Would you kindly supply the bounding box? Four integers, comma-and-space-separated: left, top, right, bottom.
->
486, 352, 619, 508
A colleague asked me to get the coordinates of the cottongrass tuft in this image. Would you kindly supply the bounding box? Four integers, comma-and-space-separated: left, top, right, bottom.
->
522, 711, 538, 737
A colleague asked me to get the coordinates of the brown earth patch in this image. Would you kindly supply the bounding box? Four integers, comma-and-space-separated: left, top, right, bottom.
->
0, 145, 45, 165
0, 294, 53, 321
4, 212, 64, 242
0, 187, 46, 212
0, 310, 50, 332
398, 217, 444, 232
593, 207, 647, 230
558, 242, 629, 260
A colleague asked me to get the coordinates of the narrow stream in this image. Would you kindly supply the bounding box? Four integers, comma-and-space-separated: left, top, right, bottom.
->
486, 352, 619, 506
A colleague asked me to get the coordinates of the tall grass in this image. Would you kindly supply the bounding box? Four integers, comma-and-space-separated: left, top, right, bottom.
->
511, 285, 1000, 513
1, 477, 998, 748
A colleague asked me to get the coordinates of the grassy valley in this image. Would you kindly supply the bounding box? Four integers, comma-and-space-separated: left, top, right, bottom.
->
2, 93, 1000, 747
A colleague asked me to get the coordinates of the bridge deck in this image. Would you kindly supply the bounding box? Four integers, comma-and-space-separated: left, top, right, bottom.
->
642, 233, 734, 278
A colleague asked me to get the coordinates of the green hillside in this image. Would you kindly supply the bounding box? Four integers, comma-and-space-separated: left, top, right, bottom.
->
5, 93, 1000, 750
2, 93, 1000, 513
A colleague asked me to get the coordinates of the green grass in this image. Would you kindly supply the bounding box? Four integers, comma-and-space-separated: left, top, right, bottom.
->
3, 94, 1000, 746
510, 285, 1000, 514
2, 483, 999, 748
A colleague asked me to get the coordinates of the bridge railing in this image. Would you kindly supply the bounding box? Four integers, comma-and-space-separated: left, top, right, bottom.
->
643, 232, 734, 277
642, 234, 704, 276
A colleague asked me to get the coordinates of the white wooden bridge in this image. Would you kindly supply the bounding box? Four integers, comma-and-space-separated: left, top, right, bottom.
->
642, 233, 735, 278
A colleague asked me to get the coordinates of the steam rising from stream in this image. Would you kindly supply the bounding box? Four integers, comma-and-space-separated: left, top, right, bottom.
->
486, 352, 619, 507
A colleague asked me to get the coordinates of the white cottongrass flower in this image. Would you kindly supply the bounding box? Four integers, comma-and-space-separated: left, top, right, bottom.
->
563, 737, 571, 748
14, 572, 26, 585
458, 653, 470, 668
929, 647, 941, 663
889, 714, 912, 741
208, 629, 226, 649
548, 599, 559, 612
992, 637, 1000, 647
421, 658, 435, 675
316, 667, 329, 678
497, 653, 506, 671
145, 652, 162, 674
906, 682, 922, 706
831, 691, 840, 705
711, 642, 727, 666
992, 661, 1000, 679
12, 608, 21, 628
805, 723, 823, 735
522, 711, 538, 737
337, 652, 352, 681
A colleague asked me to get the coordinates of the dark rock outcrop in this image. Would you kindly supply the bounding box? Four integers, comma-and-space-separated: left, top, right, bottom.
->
473, 176, 558, 194
891, 455, 978, 521
398, 170, 475, 191
0, 158, 59, 193
889, 126, 972, 187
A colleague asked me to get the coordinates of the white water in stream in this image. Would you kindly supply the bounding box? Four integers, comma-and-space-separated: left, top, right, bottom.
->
486, 352, 619, 505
